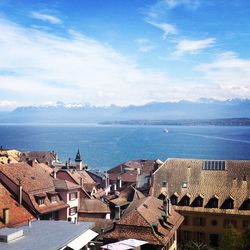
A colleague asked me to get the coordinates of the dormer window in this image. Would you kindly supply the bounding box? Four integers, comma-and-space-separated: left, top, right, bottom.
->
221, 196, 234, 209
192, 195, 204, 207
240, 198, 250, 210
35, 193, 46, 206
38, 197, 45, 206
50, 195, 57, 203
206, 195, 219, 208
170, 193, 179, 205
180, 194, 191, 206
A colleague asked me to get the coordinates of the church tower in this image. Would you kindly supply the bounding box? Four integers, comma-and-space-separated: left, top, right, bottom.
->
75, 148, 83, 170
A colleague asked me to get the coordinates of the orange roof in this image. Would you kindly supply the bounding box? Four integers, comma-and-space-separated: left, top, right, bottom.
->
79, 198, 110, 214
0, 182, 35, 228
104, 196, 183, 246
0, 163, 68, 215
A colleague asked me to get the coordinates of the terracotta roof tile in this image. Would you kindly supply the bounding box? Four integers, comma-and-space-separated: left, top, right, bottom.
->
104, 196, 183, 246
53, 179, 80, 190
0, 163, 68, 215
0, 182, 34, 228
151, 158, 250, 214
79, 199, 110, 213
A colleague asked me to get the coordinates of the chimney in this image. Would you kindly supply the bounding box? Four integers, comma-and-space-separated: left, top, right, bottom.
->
137, 168, 142, 175
53, 170, 57, 179
114, 205, 121, 220
163, 198, 168, 215
74, 217, 78, 224
18, 180, 23, 205
80, 177, 83, 187
28, 220, 32, 227
3, 208, 9, 224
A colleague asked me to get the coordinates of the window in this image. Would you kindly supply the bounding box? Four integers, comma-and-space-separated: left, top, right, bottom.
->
180, 195, 190, 206
69, 192, 77, 200
182, 181, 188, 188
162, 181, 167, 187
224, 219, 237, 228
240, 198, 250, 210
69, 207, 77, 216
211, 219, 218, 226
182, 230, 190, 241
206, 197, 218, 208
170, 195, 178, 205
195, 232, 205, 242
209, 234, 219, 247
243, 220, 250, 228
203, 161, 226, 170
194, 217, 206, 226
221, 197, 234, 209
38, 198, 45, 206
192, 196, 203, 207
50, 195, 57, 203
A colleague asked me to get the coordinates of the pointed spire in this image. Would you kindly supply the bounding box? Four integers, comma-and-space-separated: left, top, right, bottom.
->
75, 148, 82, 163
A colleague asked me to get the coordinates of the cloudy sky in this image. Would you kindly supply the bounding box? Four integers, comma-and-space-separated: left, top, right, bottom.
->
0, 0, 250, 110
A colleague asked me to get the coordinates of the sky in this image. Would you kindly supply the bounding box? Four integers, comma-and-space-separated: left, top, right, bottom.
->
0, 0, 250, 110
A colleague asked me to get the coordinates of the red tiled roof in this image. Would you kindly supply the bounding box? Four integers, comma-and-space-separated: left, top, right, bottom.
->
107, 184, 145, 207
79, 198, 110, 214
0, 182, 35, 228
103, 196, 183, 246
0, 163, 68, 215
53, 179, 80, 190
0, 162, 54, 193
20, 151, 56, 166
108, 160, 158, 175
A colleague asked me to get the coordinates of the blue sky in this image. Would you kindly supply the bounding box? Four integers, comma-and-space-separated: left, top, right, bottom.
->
0, 0, 250, 110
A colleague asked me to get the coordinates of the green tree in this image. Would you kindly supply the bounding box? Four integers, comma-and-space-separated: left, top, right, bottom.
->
219, 225, 242, 250
241, 226, 250, 250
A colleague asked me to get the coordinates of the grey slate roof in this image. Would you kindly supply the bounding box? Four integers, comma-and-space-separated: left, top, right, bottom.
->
0, 220, 95, 250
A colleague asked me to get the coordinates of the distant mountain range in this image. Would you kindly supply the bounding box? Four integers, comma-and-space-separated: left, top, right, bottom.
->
0, 98, 250, 124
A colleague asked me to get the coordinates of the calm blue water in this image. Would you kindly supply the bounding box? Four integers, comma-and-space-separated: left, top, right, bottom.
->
0, 124, 250, 170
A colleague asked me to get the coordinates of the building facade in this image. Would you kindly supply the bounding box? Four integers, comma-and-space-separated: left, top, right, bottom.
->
151, 158, 250, 247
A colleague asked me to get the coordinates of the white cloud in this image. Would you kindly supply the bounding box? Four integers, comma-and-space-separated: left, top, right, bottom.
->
0, 18, 249, 110
0, 18, 179, 107
196, 52, 250, 98
146, 20, 177, 39
31, 12, 62, 25
134, 38, 155, 53
0, 100, 18, 111
175, 38, 216, 55
164, 0, 201, 10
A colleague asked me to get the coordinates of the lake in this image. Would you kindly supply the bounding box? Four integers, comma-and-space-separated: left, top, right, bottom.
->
0, 124, 250, 170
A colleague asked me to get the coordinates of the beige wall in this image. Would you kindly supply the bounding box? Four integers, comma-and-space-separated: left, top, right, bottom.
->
178, 210, 249, 245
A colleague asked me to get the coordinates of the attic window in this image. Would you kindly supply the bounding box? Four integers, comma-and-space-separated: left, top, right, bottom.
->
162, 181, 167, 188
182, 182, 188, 188
170, 194, 178, 205
221, 197, 234, 209
37, 197, 45, 206
50, 195, 57, 203
206, 196, 219, 208
203, 161, 226, 170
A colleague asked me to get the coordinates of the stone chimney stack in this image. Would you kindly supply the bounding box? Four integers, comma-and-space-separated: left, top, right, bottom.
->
18, 179, 23, 205
53, 170, 57, 179
3, 208, 10, 224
